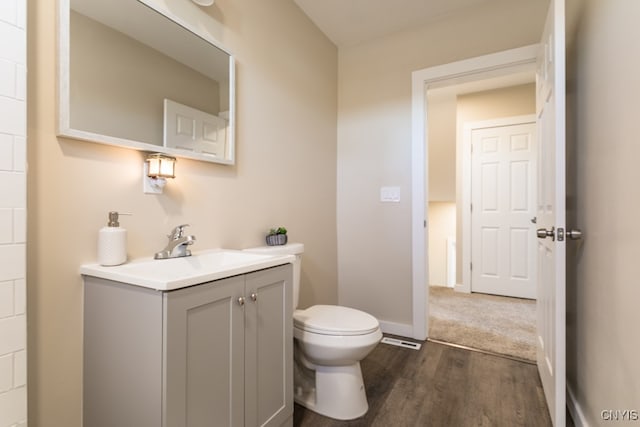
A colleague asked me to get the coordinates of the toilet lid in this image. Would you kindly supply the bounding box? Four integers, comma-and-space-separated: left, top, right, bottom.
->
293, 305, 379, 336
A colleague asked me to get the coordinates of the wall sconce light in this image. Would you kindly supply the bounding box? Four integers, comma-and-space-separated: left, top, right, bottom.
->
143, 153, 176, 194
191, 0, 214, 6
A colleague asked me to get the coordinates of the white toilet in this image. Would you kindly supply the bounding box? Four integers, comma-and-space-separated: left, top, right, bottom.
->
247, 243, 382, 420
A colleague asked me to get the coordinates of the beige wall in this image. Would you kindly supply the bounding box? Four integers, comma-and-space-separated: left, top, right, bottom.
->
456, 84, 536, 124
427, 92, 456, 202
426, 92, 457, 287
337, 0, 547, 330
27, 0, 337, 425
427, 202, 456, 286
567, 0, 640, 423
455, 84, 536, 284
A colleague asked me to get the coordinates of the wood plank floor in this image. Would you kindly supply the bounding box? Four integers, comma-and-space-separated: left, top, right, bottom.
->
293, 338, 552, 427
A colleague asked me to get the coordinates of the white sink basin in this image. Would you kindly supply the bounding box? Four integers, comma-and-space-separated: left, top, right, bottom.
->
80, 249, 294, 291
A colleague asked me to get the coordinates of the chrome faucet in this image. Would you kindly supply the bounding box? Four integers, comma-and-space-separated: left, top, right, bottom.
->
154, 224, 196, 259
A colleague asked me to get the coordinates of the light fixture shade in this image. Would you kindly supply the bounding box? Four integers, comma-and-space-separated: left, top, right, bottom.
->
146, 154, 176, 179
192, 0, 214, 6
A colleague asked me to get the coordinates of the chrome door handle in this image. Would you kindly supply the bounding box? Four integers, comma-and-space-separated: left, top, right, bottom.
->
537, 227, 555, 241
250, 293, 257, 302
237, 297, 245, 306
567, 229, 583, 240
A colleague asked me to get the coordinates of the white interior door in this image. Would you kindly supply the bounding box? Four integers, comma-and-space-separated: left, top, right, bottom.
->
536, 0, 566, 425
164, 99, 227, 157
471, 119, 537, 299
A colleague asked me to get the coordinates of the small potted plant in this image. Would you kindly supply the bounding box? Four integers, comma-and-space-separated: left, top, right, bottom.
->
266, 227, 288, 246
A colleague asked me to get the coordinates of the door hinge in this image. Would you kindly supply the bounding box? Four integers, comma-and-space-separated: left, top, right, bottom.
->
424, 220, 427, 228
470, 203, 473, 212
470, 262, 473, 271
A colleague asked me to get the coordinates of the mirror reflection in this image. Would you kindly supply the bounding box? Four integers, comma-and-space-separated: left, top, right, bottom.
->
59, 0, 235, 164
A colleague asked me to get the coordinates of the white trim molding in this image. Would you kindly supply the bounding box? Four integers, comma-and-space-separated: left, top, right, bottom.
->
378, 320, 414, 339
567, 384, 590, 427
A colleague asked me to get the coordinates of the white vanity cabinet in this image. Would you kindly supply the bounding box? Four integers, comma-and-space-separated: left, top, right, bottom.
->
83, 264, 293, 427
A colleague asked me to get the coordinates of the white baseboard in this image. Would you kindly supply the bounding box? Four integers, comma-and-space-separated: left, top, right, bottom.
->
378, 320, 414, 339
567, 384, 590, 427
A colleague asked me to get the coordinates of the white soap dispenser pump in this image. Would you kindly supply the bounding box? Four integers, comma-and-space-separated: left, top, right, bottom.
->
98, 211, 130, 266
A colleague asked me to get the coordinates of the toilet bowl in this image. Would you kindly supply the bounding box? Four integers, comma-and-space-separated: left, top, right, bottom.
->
293, 305, 382, 420
245, 243, 382, 420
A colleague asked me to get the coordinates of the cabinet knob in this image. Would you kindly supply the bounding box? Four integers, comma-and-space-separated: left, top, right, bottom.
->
250, 293, 258, 302
237, 297, 245, 306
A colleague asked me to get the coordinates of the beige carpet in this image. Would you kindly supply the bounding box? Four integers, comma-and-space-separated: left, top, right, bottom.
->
428, 286, 536, 361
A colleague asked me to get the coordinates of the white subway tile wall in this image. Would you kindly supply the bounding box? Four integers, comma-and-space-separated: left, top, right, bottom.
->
0, 0, 27, 425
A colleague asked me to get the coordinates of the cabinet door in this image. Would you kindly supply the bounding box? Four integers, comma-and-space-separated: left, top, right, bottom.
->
244, 265, 293, 427
84, 278, 164, 427
164, 276, 245, 427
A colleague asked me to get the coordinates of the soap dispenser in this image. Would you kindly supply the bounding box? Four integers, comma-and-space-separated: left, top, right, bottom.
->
98, 211, 129, 266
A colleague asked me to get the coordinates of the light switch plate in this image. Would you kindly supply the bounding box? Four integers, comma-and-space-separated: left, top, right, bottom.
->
380, 186, 401, 203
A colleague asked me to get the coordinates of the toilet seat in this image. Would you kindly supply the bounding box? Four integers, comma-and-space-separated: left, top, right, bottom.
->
294, 305, 379, 336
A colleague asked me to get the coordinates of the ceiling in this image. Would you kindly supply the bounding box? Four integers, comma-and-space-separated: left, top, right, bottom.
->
293, 0, 502, 47
293, 0, 541, 94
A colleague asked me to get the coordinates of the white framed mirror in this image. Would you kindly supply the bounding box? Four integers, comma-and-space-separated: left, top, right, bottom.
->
58, 0, 235, 164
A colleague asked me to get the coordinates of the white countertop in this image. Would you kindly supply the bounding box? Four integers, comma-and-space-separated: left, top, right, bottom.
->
80, 248, 295, 291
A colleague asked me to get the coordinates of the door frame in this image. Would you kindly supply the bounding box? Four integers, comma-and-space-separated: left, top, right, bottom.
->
410, 45, 539, 340
461, 114, 537, 295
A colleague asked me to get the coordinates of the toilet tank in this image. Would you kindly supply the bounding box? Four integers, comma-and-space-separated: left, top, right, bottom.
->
243, 243, 304, 309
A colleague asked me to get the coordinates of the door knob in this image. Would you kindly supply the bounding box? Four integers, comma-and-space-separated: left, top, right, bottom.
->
250, 293, 258, 302
237, 297, 245, 306
567, 229, 583, 240
537, 227, 555, 241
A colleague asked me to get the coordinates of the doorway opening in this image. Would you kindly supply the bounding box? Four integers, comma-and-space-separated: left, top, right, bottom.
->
425, 81, 538, 361
412, 7, 565, 424
409, 44, 539, 341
